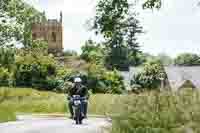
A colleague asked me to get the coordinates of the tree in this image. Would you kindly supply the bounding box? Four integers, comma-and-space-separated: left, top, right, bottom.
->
93, 0, 129, 38
0, 0, 45, 47
63, 50, 78, 57
93, 0, 142, 70
81, 40, 105, 64
142, 0, 162, 9
126, 14, 143, 66
105, 45, 129, 70
174, 53, 200, 66
156, 53, 173, 66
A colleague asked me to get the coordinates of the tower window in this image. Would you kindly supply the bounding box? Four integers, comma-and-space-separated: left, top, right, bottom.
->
52, 32, 56, 42
32, 33, 37, 39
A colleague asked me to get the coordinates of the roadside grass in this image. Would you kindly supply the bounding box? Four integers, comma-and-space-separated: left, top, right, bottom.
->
0, 108, 16, 123
0, 87, 119, 122
111, 89, 200, 133
2, 87, 200, 133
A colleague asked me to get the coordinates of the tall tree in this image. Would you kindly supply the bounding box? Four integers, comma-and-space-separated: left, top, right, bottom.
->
126, 14, 143, 66
93, 0, 142, 70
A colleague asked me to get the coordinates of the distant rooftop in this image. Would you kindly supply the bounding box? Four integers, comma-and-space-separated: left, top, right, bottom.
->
165, 66, 200, 90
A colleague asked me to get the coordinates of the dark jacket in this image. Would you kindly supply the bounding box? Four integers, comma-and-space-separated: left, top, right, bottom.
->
68, 84, 89, 98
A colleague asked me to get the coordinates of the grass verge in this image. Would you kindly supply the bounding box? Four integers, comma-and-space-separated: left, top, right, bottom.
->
2, 86, 199, 133
111, 90, 200, 133
0, 108, 16, 123
0, 87, 118, 122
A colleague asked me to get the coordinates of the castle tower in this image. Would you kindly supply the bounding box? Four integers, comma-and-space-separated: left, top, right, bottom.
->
60, 11, 63, 23
31, 12, 63, 56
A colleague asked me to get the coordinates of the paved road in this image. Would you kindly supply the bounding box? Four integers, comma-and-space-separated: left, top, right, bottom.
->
0, 115, 111, 133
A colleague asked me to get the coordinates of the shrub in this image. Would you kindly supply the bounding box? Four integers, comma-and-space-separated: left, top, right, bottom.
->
87, 63, 125, 94
61, 63, 125, 94
174, 53, 200, 66
131, 59, 166, 90
31, 80, 59, 91
14, 52, 57, 90
0, 67, 14, 86
81, 40, 105, 64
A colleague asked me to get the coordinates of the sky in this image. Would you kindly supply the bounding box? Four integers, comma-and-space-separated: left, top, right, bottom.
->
27, 0, 200, 57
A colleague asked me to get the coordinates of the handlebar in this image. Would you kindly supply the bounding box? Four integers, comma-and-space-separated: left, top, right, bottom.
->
72, 97, 87, 101
67, 95, 88, 101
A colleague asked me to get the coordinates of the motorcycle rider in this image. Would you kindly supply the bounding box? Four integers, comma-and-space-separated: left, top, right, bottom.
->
68, 77, 89, 119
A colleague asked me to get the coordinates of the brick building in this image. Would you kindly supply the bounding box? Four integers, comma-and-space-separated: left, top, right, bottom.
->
31, 12, 63, 56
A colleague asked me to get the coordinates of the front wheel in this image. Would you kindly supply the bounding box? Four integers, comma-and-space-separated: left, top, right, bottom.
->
75, 106, 82, 124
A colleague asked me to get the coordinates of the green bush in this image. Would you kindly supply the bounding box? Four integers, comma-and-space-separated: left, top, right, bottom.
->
31, 80, 59, 91
14, 53, 57, 90
174, 53, 200, 66
0, 68, 11, 80
87, 64, 125, 94
131, 59, 166, 90
81, 40, 105, 64
0, 48, 15, 69
57, 63, 125, 94
0, 67, 14, 86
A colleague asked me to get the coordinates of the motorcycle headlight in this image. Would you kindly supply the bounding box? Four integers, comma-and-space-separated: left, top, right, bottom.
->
74, 100, 81, 105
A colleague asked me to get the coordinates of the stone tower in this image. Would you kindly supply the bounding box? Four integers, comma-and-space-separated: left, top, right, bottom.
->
31, 11, 63, 56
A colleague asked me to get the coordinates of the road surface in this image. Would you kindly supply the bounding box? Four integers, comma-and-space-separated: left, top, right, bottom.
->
0, 115, 111, 133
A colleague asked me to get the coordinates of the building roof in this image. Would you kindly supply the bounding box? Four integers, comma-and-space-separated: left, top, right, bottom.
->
164, 66, 200, 90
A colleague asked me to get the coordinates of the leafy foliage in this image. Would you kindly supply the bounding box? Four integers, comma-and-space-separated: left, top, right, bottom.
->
0, 0, 45, 47
87, 63, 125, 94
15, 49, 57, 89
105, 45, 129, 70
81, 40, 105, 64
142, 0, 162, 9
93, 0, 143, 70
63, 50, 78, 57
0, 68, 10, 80
0, 48, 15, 69
128, 52, 147, 66
132, 59, 166, 90
174, 53, 200, 66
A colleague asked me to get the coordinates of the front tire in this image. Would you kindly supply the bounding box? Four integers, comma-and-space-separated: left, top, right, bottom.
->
75, 106, 81, 124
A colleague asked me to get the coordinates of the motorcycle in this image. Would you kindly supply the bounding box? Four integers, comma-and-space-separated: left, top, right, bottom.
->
71, 95, 87, 124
